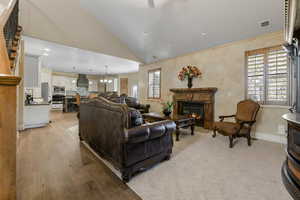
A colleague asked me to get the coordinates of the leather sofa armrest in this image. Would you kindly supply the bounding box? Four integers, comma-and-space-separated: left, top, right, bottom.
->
125, 126, 150, 143
125, 120, 176, 144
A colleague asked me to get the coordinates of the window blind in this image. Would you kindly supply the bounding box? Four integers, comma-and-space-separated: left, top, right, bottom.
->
246, 45, 290, 106
148, 69, 161, 99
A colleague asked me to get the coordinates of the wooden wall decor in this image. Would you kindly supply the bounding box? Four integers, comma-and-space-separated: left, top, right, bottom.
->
170, 88, 217, 129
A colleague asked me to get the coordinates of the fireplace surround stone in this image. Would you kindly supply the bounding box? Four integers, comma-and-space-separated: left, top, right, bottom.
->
170, 88, 217, 129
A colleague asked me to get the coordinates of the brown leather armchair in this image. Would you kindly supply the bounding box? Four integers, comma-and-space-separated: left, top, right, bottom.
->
79, 97, 176, 182
213, 99, 260, 148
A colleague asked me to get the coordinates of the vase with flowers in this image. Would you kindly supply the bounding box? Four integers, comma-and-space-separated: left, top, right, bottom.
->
178, 66, 202, 88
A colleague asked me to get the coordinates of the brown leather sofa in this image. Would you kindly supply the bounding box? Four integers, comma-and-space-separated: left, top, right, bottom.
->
98, 92, 150, 113
79, 97, 176, 182
121, 94, 150, 114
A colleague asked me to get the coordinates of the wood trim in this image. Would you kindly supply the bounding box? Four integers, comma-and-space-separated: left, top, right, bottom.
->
245, 45, 283, 56
0, 0, 18, 74
0, 74, 21, 86
0, 29, 11, 74
147, 68, 161, 99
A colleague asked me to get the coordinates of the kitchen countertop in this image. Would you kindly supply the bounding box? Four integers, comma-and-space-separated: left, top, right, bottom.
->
25, 102, 50, 106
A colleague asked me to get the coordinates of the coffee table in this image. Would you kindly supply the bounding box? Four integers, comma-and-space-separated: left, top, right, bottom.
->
142, 112, 196, 141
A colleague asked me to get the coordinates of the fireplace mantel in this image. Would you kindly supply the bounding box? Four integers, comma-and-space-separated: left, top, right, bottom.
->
170, 87, 218, 129
170, 87, 217, 94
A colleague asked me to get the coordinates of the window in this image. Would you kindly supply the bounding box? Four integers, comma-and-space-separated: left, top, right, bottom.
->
148, 69, 161, 99
246, 45, 290, 105
132, 85, 138, 98
113, 78, 118, 92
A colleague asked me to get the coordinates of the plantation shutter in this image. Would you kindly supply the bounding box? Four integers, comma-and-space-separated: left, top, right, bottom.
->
246, 53, 265, 102
246, 45, 290, 105
266, 49, 289, 105
148, 69, 161, 99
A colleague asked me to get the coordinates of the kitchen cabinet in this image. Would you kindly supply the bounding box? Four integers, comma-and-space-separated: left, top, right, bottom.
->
24, 104, 50, 129
24, 55, 41, 88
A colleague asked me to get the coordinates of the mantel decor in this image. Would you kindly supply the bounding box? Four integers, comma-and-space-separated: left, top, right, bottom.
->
178, 66, 202, 88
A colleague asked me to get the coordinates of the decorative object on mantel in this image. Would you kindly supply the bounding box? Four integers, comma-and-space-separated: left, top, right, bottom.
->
178, 66, 202, 88
161, 101, 174, 117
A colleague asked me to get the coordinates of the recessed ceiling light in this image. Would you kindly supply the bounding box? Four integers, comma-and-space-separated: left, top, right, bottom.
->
44, 48, 51, 52
43, 53, 49, 56
201, 33, 207, 36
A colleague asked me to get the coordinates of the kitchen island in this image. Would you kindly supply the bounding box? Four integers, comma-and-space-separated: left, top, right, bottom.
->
24, 103, 50, 129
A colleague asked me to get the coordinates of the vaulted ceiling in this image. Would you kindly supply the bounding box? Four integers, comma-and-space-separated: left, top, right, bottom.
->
20, 0, 284, 65
19, 0, 140, 62
80, 0, 284, 63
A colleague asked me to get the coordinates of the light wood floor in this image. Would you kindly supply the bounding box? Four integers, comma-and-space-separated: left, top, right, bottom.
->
17, 111, 142, 200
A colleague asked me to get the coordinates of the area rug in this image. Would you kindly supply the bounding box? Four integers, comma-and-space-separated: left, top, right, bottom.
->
126, 130, 291, 200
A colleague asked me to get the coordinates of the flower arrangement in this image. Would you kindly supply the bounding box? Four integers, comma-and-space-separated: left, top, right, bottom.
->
178, 66, 202, 81
178, 66, 202, 88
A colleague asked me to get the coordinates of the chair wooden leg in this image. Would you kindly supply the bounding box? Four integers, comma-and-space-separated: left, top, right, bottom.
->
229, 135, 233, 148
212, 129, 216, 138
247, 133, 251, 146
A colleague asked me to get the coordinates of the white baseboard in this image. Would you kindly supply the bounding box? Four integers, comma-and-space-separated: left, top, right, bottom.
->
254, 132, 287, 144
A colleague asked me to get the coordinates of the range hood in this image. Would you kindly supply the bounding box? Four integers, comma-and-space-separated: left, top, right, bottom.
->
77, 74, 89, 89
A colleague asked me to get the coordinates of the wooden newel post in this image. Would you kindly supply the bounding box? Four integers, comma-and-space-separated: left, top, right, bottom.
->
0, 74, 21, 200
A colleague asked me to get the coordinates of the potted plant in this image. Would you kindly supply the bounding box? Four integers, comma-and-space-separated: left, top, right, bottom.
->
178, 66, 202, 88
161, 101, 174, 117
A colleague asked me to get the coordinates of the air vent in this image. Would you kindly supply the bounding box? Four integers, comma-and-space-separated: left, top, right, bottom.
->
260, 20, 270, 27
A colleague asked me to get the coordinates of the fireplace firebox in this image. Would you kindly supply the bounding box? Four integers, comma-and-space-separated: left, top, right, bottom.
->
178, 101, 204, 126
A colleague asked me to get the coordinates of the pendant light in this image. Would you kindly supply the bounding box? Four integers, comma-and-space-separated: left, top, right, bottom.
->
100, 65, 113, 83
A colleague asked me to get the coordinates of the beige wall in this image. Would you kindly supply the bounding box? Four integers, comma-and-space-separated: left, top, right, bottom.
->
118, 72, 139, 96
136, 31, 288, 138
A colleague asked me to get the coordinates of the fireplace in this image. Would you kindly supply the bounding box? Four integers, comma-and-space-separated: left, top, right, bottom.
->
170, 88, 217, 129
178, 101, 204, 126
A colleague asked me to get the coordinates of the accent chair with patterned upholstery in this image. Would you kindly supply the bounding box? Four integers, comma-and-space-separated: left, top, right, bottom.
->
213, 99, 260, 148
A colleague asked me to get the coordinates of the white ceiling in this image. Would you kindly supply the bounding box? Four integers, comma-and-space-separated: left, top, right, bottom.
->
23, 36, 140, 75
80, 0, 284, 64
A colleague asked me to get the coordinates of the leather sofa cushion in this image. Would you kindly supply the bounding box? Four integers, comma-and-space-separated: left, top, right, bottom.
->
128, 108, 143, 128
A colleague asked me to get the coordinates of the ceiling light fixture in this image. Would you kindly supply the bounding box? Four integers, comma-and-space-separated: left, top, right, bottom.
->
100, 65, 113, 84
43, 53, 49, 56
44, 48, 51, 52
